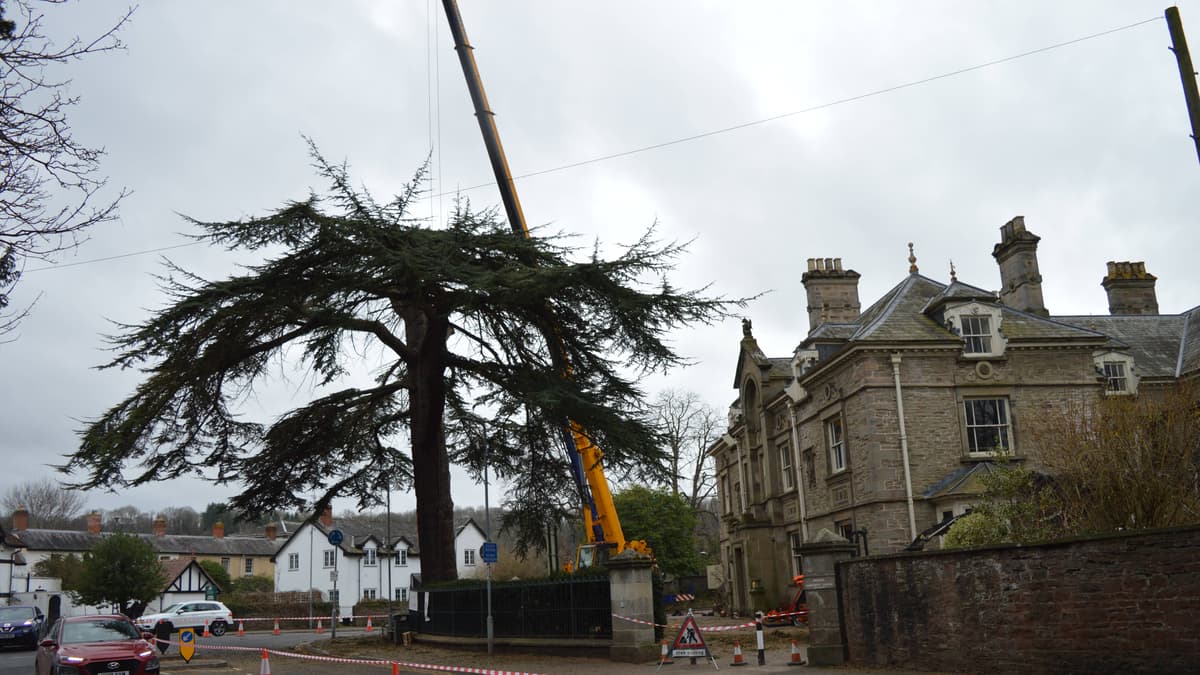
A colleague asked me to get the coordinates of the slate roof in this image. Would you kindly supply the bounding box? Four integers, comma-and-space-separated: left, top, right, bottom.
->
923, 462, 999, 500
921, 280, 997, 312
766, 357, 793, 378
850, 274, 955, 343
996, 308, 1108, 342
311, 521, 417, 556
1055, 312, 1194, 378
797, 273, 1111, 357
10, 529, 279, 557
456, 518, 486, 539
1182, 306, 1200, 375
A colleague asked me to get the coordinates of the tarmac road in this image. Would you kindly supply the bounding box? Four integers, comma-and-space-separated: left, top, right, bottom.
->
0, 628, 368, 675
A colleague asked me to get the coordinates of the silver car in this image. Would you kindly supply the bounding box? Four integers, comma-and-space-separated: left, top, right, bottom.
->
135, 601, 234, 637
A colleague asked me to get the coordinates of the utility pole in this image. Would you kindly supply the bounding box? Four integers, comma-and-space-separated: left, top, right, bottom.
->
1166, 6, 1200, 164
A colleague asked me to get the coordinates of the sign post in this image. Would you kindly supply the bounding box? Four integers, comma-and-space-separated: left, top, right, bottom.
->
327, 528, 344, 639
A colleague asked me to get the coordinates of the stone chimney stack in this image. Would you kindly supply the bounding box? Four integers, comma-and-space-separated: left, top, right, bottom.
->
319, 506, 333, 528
212, 521, 225, 539
1102, 261, 1159, 315
153, 515, 167, 537
86, 511, 101, 535
264, 523, 277, 541
12, 507, 28, 532
802, 257, 861, 331
992, 216, 1048, 317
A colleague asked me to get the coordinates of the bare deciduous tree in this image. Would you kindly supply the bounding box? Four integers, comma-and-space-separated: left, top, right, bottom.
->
947, 382, 1200, 548
1032, 382, 1200, 533
2, 477, 85, 527
651, 389, 721, 508
0, 0, 132, 337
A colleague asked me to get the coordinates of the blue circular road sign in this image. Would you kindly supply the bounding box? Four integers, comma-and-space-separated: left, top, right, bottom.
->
327, 529, 344, 546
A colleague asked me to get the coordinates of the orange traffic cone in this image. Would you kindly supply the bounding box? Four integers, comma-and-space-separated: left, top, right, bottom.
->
316, 619, 323, 634
272, 618, 280, 636
202, 620, 211, 638
730, 640, 746, 667
366, 615, 373, 632
658, 639, 674, 665
788, 640, 806, 666
259, 648, 271, 675
237, 621, 244, 637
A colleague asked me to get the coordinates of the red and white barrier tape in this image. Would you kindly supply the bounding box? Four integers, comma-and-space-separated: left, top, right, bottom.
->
763, 609, 809, 620
233, 614, 388, 623
155, 637, 545, 675
610, 613, 757, 632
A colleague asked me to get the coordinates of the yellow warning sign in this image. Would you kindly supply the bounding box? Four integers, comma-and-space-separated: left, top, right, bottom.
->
669, 613, 710, 658
178, 627, 195, 662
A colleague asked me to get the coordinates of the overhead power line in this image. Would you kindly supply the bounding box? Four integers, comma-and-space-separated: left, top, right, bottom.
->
24, 241, 201, 273
441, 15, 1162, 197
23, 15, 1162, 275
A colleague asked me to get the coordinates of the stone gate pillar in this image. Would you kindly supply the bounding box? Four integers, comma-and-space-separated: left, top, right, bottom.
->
798, 530, 858, 666
607, 550, 658, 663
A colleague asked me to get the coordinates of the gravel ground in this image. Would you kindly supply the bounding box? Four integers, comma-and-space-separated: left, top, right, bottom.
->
306, 621, 813, 673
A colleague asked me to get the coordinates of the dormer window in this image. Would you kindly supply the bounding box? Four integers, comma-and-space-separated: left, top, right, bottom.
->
944, 303, 1006, 358
1102, 361, 1126, 392
961, 316, 992, 354
1092, 351, 1137, 395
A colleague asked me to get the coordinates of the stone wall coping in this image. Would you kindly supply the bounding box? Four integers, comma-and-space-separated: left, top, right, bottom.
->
839, 522, 1200, 566
605, 552, 654, 570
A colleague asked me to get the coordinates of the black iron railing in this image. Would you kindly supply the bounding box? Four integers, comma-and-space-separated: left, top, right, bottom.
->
412, 576, 611, 639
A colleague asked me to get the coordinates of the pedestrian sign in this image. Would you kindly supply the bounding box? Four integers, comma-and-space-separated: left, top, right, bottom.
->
669, 612, 710, 658
178, 627, 195, 662
480, 541, 498, 564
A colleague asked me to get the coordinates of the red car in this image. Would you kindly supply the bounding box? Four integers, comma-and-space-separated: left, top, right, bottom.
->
35, 614, 160, 675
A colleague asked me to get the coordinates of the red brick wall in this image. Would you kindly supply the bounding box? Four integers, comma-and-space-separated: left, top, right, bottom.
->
839, 526, 1200, 673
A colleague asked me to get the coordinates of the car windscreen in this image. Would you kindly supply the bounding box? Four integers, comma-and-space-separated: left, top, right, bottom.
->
61, 619, 141, 644
0, 607, 36, 621
159, 603, 184, 614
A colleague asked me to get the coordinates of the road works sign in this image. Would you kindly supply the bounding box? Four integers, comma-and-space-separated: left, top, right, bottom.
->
669, 612, 710, 658
178, 627, 195, 662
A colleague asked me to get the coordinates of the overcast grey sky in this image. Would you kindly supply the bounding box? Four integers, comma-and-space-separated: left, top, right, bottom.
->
3, 1, 1198, 520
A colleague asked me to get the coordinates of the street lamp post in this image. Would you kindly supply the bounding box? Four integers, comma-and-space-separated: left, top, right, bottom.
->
483, 434, 494, 655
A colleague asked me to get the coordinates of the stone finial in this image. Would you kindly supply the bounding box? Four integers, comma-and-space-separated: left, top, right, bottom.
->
908, 243, 918, 274
742, 317, 753, 338
949, 260, 957, 282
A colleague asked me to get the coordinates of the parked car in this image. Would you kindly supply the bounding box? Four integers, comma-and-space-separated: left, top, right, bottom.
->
35, 614, 160, 675
0, 605, 45, 648
135, 601, 234, 637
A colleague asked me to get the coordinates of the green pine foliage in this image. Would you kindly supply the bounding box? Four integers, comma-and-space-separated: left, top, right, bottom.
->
64, 147, 742, 582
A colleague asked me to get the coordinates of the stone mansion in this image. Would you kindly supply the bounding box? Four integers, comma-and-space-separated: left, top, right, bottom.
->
710, 216, 1200, 614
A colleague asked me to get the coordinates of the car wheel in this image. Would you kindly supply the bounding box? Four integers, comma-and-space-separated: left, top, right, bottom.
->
209, 620, 227, 637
